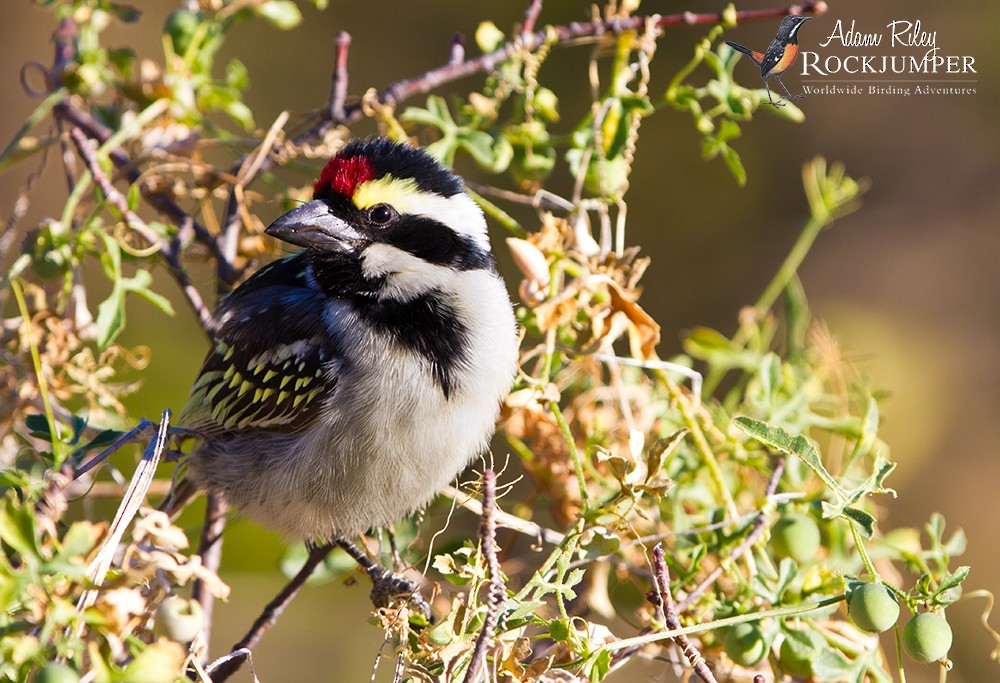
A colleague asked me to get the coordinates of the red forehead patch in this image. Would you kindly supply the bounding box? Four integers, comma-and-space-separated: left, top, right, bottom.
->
313, 154, 377, 200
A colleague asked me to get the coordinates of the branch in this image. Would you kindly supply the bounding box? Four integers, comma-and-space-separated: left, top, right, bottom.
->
326, 31, 352, 121
214, 1, 827, 259
676, 457, 786, 612
209, 541, 336, 682
649, 544, 718, 683
54, 99, 236, 285
522, 0, 544, 36
463, 469, 505, 683
192, 491, 228, 659
68, 127, 214, 329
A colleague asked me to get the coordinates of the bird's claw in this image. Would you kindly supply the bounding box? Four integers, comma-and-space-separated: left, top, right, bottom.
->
368, 564, 431, 620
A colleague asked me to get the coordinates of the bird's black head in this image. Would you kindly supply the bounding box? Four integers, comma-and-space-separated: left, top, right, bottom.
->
778, 15, 812, 43
265, 139, 494, 300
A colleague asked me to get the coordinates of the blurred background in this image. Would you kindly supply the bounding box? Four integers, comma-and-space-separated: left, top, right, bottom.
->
1, 0, 997, 680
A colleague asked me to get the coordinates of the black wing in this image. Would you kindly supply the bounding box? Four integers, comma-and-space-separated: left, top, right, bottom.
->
179, 253, 340, 436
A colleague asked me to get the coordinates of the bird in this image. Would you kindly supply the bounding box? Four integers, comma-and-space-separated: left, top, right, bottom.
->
169, 138, 519, 559
726, 15, 812, 107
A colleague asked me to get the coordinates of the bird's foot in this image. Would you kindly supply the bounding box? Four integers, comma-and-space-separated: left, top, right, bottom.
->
367, 563, 431, 619
765, 100, 786, 108
335, 537, 431, 619
783, 94, 806, 101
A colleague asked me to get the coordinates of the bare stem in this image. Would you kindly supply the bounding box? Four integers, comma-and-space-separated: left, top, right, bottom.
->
463, 469, 505, 683
650, 544, 718, 683
192, 491, 228, 659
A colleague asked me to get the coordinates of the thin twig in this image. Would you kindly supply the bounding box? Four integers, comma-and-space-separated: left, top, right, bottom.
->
53, 100, 235, 285
522, 0, 544, 36
71, 418, 155, 480
441, 484, 564, 546
676, 457, 787, 612
449, 33, 465, 66
70, 127, 212, 329
649, 544, 718, 683
67, 127, 214, 328
328, 31, 352, 121
192, 491, 229, 659
463, 469, 505, 683
213, 1, 827, 254
210, 542, 336, 682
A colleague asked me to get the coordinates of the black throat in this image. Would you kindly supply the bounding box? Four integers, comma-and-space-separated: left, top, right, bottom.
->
307, 252, 469, 398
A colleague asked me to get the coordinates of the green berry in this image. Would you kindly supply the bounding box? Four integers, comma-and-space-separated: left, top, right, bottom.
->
34, 664, 80, 683
724, 623, 768, 667
848, 583, 900, 633
778, 637, 814, 678
154, 595, 204, 643
902, 613, 953, 664
771, 513, 821, 563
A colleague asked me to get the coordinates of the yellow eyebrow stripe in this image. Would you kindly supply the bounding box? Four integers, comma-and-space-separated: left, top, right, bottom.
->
353, 176, 423, 211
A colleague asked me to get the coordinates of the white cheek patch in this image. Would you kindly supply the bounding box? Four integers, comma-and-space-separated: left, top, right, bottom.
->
361, 243, 455, 302
353, 177, 489, 248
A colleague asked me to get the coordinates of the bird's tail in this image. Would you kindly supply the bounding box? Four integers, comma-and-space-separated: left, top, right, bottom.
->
725, 41, 754, 58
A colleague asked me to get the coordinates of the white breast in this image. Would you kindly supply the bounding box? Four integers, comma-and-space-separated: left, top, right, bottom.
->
217, 268, 518, 538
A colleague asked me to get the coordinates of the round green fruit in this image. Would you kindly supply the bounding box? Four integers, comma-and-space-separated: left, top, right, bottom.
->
778, 638, 814, 679
154, 595, 204, 643
848, 583, 900, 633
34, 664, 80, 683
771, 513, 821, 563
724, 623, 768, 667
902, 612, 953, 664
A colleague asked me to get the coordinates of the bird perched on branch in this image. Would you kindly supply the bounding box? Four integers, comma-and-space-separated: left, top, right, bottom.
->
726, 15, 812, 107
170, 139, 518, 550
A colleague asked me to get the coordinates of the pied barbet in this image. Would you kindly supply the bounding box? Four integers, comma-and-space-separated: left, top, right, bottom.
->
175, 138, 519, 540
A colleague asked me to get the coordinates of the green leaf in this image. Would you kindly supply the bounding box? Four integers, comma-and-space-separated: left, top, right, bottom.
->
95, 232, 125, 349
255, 0, 303, 30
121, 639, 185, 683
225, 58, 250, 90
583, 648, 613, 682
934, 566, 970, 598
547, 618, 572, 642
61, 521, 101, 558
95, 287, 125, 349
0, 501, 40, 560
721, 144, 747, 186
122, 269, 175, 316
733, 417, 844, 497
24, 413, 54, 441
838, 506, 877, 538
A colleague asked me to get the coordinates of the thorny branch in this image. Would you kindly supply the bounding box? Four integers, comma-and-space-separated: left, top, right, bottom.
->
463, 469, 506, 683
649, 544, 718, 683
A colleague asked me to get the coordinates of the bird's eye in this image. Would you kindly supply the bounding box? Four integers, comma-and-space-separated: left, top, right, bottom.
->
367, 204, 395, 225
